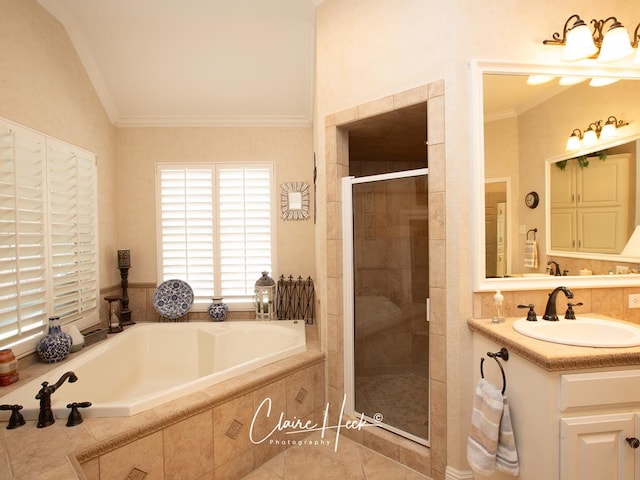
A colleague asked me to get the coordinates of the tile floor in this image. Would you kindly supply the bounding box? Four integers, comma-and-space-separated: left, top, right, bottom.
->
242, 430, 431, 480
356, 373, 429, 441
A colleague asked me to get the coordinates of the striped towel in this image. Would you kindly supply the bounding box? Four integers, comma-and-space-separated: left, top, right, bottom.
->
523, 238, 538, 269
467, 379, 503, 475
496, 397, 519, 476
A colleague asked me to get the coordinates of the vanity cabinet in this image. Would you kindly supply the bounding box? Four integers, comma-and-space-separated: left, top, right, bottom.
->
549, 154, 630, 254
472, 334, 640, 480
561, 413, 635, 480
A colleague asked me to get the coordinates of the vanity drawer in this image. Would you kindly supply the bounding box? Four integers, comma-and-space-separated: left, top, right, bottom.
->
560, 369, 640, 411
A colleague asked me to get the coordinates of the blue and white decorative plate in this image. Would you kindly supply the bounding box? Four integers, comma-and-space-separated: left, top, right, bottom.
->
153, 279, 194, 319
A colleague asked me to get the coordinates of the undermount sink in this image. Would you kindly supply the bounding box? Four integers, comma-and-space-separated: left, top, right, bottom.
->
513, 317, 640, 348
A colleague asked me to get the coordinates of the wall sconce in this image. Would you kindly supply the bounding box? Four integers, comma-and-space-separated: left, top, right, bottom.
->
544, 14, 640, 63
565, 116, 629, 150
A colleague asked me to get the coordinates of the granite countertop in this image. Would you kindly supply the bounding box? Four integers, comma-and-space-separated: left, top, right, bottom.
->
468, 315, 640, 371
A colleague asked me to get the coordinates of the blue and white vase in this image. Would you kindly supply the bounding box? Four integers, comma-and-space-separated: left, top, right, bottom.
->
207, 297, 228, 322
36, 317, 72, 363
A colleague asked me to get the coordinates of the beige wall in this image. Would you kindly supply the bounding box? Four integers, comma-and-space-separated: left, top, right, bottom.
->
315, 0, 640, 476
116, 127, 315, 285
0, 0, 119, 287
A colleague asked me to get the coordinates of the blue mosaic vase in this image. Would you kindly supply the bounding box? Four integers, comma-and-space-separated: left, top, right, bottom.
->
207, 297, 228, 322
36, 317, 72, 363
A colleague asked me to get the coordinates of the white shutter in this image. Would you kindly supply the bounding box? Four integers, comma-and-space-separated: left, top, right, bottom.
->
218, 167, 273, 298
158, 168, 215, 302
0, 124, 47, 342
157, 164, 274, 305
48, 140, 98, 323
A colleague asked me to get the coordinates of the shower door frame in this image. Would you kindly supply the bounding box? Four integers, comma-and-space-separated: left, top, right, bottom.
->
342, 168, 430, 447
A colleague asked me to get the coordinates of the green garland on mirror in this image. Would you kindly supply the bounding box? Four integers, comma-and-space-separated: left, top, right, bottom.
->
555, 150, 608, 170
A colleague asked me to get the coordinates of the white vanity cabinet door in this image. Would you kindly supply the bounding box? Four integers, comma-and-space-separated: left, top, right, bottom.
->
560, 413, 635, 480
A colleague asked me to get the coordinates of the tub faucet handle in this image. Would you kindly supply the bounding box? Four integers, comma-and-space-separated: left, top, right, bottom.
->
66, 401, 92, 427
0, 404, 25, 429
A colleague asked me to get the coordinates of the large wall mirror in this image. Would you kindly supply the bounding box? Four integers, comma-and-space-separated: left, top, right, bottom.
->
472, 61, 640, 291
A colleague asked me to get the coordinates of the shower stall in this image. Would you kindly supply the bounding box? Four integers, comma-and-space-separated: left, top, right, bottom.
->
342, 168, 430, 445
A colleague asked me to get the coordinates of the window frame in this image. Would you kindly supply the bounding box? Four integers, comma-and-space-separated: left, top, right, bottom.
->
155, 162, 277, 311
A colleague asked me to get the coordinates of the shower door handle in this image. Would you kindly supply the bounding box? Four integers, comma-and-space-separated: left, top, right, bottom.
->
426, 298, 430, 323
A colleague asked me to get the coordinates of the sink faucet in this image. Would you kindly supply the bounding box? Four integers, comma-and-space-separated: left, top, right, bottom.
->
35, 371, 78, 428
543, 286, 574, 321
547, 260, 561, 276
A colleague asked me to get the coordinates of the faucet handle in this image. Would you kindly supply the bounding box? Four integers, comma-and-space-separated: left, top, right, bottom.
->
66, 401, 92, 427
0, 404, 25, 429
517, 304, 538, 321
565, 302, 583, 320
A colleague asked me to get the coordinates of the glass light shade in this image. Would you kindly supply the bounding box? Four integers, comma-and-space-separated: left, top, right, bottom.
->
599, 122, 617, 140
559, 76, 587, 86
582, 128, 598, 146
589, 77, 620, 87
562, 23, 598, 61
598, 24, 634, 62
526, 75, 555, 85
566, 133, 582, 150
635, 46, 640, 64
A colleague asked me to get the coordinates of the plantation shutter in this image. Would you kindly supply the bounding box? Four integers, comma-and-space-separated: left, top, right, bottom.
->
0, 125, 48, 343
218, 167, 273, 298
158, 168, 215, 302
48, 140, 98, 323
157, 164, 273, 305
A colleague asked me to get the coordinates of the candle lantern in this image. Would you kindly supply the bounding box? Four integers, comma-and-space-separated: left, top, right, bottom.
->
254, 271, 275, 320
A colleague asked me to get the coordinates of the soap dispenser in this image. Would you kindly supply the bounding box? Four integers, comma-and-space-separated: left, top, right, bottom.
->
492, 290, 505, 324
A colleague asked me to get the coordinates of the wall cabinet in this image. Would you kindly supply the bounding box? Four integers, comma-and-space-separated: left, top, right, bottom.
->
472, 334, 640, 480
550, 154, 630, 254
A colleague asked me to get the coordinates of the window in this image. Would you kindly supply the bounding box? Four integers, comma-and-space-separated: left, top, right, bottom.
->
156, 164, 274, 307
0, 118, 99, 356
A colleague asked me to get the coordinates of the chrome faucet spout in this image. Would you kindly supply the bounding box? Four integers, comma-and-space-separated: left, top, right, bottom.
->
35, 371, 78, 428
543, 286, 573, 321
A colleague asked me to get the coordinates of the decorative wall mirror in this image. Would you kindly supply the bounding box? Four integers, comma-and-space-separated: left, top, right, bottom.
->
472, 60, 640, 291
280, 181, 310, 220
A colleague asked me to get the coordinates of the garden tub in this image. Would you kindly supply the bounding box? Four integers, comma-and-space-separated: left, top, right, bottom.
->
1, 320, 306, 419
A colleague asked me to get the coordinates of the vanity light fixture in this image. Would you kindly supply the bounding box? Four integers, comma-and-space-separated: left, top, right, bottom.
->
544, 14, 640, 63
565, 116, 629, 150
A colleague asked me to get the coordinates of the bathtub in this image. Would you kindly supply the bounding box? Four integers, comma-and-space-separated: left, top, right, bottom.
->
1, 320, 306, 420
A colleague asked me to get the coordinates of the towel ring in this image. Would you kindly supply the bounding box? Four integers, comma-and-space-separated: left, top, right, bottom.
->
480, 347, 509, 395
527, 228, 537, 241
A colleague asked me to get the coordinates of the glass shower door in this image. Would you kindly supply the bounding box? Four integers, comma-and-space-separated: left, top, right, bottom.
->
346, 169, 429, 445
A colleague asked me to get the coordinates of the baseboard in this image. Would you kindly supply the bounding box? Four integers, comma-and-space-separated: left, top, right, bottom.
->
446, 465, 474, 480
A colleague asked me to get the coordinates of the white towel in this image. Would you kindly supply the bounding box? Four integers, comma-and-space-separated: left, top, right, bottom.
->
467, 379, 504, 475
523, 239, 538, 268
496, 396, 519, 476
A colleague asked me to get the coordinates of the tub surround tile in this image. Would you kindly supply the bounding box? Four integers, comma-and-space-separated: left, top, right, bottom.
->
215, 447, 255, 480
214, 393, 255, 467
164, 410, 214, 479
98, 431, 164, 480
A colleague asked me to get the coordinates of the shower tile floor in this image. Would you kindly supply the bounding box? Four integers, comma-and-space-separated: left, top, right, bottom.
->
242, 430, 430, 480
355, 373, 429, 441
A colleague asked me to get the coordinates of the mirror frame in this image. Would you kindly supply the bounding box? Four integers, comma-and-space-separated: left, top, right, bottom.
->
280, 181, 310, 221
471, 60, 640, 292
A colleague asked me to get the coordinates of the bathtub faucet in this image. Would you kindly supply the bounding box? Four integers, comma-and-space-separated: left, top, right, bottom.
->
35, 371, 78, 428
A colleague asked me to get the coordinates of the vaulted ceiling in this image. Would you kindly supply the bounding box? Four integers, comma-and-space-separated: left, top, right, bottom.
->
37, 0, 319, 127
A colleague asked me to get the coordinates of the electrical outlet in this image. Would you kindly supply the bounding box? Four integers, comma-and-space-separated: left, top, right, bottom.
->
629, 294, 640, 309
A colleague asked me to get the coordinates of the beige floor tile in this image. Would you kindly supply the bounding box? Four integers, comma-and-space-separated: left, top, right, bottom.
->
243, 430, 432, 480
